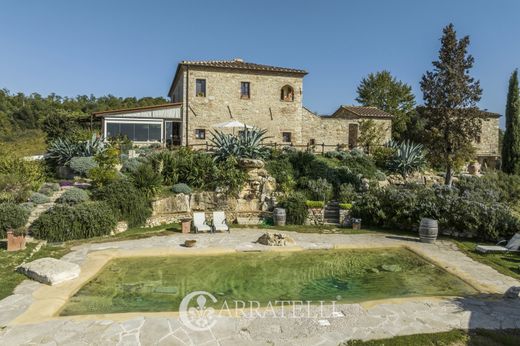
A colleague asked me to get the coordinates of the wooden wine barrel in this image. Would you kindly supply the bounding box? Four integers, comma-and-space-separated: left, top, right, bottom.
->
419, 218, 438, 243
273, 208, 286, 226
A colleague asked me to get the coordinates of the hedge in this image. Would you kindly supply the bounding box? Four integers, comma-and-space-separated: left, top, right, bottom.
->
31, 201, 116, 242
93, 179, 151, 227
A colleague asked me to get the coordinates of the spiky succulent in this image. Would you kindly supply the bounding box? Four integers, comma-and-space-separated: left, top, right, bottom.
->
46, 134, 108, 166
387, 140, 426, 177
210, 126, 270, 162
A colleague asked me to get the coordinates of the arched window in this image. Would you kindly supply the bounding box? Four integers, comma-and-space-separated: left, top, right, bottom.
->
280, 85, 294, 102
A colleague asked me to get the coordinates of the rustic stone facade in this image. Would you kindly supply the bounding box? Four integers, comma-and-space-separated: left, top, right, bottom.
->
474, 116, 500, 167
301, 108, 392, 151
172, 65, 305, 146
168, 59, 394, 149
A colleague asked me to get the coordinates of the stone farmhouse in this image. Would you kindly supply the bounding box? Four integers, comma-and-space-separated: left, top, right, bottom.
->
94, 58, 500, 163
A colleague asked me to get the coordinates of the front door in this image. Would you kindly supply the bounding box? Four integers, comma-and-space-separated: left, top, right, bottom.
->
348, 123, 358, 149
165, 121, 181, 147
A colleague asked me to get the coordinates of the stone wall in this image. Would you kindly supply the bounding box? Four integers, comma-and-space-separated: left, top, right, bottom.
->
175, 66, 393, 149
301, 108, 392, 151
305, 208, 324, 225
183, 66, 305, 146
147, 159, 277, 227
474, 116, 500, 168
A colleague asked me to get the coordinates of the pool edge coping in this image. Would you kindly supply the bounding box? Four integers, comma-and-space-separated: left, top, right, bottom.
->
9, 243, 502, 326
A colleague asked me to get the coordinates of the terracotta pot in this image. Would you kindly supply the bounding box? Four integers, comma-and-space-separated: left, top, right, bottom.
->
181, 218, 192, 234
7, 230, 26, 252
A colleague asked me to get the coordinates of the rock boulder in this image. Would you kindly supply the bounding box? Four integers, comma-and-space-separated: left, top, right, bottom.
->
256, 232, 295, 246
17, 258, 81, 285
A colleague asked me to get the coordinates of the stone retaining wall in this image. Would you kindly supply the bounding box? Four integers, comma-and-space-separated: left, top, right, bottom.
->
147, 159, 277, 226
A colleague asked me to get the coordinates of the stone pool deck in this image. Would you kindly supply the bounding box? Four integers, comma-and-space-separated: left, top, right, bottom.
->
1, 230, 520, 345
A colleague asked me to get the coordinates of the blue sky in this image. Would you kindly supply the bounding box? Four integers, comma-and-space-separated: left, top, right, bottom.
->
1, 0, 519, 127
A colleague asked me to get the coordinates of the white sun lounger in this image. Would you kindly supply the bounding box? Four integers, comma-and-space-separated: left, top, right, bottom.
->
193, 212, 211, 233
476, 233, 520, 253
212, 211, 230, 233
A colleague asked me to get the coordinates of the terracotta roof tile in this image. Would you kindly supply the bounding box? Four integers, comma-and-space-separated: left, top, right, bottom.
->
332, 106, 394, 118
180, 58, 307, 75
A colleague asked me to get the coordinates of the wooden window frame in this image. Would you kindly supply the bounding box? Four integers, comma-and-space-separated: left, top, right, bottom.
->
240, 81, 251, 99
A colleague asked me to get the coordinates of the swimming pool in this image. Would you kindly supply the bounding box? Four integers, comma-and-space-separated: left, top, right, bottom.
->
60, 248, 477, 316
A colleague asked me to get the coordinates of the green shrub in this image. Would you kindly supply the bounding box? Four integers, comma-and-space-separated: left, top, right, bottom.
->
19, 202, 36, 213
121, 157, 144, 174
172, 183, 192, 194
56, 187, 90, 204
338, 184, 357, 203
278, 192, 308, 225
305, 200, 324, 208
88, 147, 120, 187
129, 163, 162, 198
0, 203, 30, 238
29, 192, 50, 204
31, 201, 117, 242
306, 178, 333, 202
0, 155, 45, 203
69, 156, 98, 176
265, 157, 296, 193
338, 203, 353, 210
151, 148, 246, 194
93, 179, 151, 227
351, 184, 520, 240
372, 146, 396, 170
38, 182, 60, 196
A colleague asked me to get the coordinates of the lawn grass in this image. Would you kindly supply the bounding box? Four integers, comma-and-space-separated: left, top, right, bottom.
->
0, 242, 71, 300
0, 223, 181, 300
0, 129, 46, 156
344, 328, 520, 345
455, 240, 520, 280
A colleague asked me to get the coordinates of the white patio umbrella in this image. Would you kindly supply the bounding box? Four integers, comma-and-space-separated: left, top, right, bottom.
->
213, 120, 253, 134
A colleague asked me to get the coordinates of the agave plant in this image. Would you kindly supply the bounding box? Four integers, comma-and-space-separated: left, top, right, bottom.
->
210, 126, 270, 162
46, 134, 108, 166
387, 140, 426, 177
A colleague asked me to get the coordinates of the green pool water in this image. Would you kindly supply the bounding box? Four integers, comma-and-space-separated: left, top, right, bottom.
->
60, 248, 477, 316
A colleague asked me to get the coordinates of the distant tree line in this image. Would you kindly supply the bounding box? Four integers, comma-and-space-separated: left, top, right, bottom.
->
0, 89, 167, 141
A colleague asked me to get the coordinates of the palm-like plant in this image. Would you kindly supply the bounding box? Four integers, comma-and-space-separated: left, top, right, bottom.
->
387, 140, 426, 177
210, 126, 270, 162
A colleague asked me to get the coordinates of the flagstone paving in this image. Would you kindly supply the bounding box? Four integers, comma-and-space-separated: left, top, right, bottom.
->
1, 230, 519, 345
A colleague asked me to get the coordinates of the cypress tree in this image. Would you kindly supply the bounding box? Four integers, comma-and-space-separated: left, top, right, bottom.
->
420, 24, 482, 186
502, 69, 520, 174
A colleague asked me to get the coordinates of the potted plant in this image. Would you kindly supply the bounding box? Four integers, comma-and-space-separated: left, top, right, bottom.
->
7, 228, 27, 252
351, 218, 362, 230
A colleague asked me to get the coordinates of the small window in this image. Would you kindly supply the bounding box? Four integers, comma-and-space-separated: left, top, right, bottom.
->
196, 79, 206, 97
282, 132, 292, 143
240, 82, 250, 99
476, 135, 481, 144
281, 85, 294, 102
309, 139, 316, 146
195, 129, 206, 139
